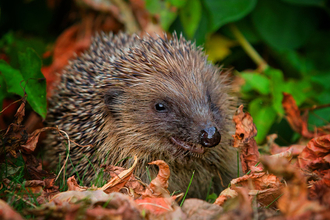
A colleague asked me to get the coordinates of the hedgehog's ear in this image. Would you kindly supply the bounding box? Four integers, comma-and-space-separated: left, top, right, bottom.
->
104, 88, 124, 115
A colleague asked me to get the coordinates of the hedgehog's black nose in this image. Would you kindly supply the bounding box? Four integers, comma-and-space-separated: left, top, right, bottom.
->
200, 127, 221, 148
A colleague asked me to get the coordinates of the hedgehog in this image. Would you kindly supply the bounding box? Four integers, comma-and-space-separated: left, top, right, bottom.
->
46, 32, 238, 198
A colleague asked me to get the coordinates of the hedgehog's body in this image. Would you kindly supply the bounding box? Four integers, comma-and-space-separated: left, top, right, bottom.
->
46, 33, 238, 198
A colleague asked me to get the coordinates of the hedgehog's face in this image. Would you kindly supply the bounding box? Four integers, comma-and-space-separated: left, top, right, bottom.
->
104, 63, 233, 159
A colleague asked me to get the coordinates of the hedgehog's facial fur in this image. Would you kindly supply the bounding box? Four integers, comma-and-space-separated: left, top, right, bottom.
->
105, 65, 231, 160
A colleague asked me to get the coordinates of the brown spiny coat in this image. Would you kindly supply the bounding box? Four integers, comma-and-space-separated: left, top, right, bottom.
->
46, 33, 238, 198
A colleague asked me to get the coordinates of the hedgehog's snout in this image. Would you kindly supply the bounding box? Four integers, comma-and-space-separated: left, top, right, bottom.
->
200, 126, 221, 148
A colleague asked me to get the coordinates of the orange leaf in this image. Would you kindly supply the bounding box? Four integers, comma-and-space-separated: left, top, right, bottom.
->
233, 105, 260, 173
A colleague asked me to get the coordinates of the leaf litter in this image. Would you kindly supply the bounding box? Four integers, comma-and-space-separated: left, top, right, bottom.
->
1, 92, 330, 219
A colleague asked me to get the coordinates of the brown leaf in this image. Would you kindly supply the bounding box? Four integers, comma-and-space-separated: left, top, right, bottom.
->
214, 188, 238, 206
229, 171, 283, 208
86, 192, 142, 220
14, 101, 25, 125
21, 130, 41, 153
233, 105, 261, 173
282, 93, 324, 139
268, 134, 305, 157
67, 176, 88, 191
297, 134, 330, 172
182, 198, 223, 219
0, 199, 24, 220
135, 196, 174, 215
309, 170, 330, 207
142, 160, 170, 198
221, 186, 253, 220
261, 156, 325, 218
102, 164, 145, 198
33, 192, 141, 220
100, 156, 138, 193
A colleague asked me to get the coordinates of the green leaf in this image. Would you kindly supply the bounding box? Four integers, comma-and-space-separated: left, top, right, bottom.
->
285, 80, 313, 106
249, 98, 277, 143
168, 0, 187, 8
305, 31, 330, 72
145, 0, 179, 31
281, 0, 326, 6
265, 68, 285, 116
145, 0, 162, 14
18, 48, 47, 118
180, 0, 201, 39
193, 3, 211, 46
240, 73, 270, 95
203, 0, 257, 32
0, 75, 9, 110
311, 73, 330, 90
160, 9, 178, 31
0, 48, 47, 118
251, 0, 318, 50
0, 61, 25, 97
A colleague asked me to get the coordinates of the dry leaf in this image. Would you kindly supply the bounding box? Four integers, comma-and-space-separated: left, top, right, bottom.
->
14, 101, 25, 125
142, 160, 170, 198
297, 134, 330, 172
233, 105, 261, 173
214, 188, 238, 206
262, 156, 325, 218
182, 198, 223, 219
135, 196, 174, 215
0, 199, 24, 220
282, 93, 325, 139
100, 156, 138, 193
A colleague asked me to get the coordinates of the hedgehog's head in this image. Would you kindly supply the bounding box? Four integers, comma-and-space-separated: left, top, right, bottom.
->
103, 34, 234, 160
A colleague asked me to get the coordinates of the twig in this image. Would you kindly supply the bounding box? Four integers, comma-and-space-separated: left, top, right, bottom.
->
4, 190, 37, 208
111, 0, 140, 34
55, 130, 71, 182
0, 99, 23, 114
300, 103, 330, 111
229, 23, 268, 71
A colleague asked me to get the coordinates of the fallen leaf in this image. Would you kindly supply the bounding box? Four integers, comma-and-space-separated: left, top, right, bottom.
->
261, 156, 325, 218
297, 135, 330, 173
0, 199, 24, 220
214, 187, 238, 206
233, 105, 261, 173
142, 160, 170, 198
282, 93, 324, 139
102, 163, 145, 198
100, 156, 138, 193
14, 101, 25, 125
67, 176, 88, 192
182, 198, 223, 219
309, 170, 330, 207
135, 196, 174, 215
267, 134, 305, 157
221, 186, 253, 220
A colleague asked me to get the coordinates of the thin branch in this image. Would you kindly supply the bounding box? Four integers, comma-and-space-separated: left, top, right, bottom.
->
229, 23, 269, 71
300, 103, 330, 111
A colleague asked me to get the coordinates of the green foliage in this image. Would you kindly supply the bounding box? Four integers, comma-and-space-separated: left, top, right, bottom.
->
241, 67, 316, 143
204, 0, 257, 32
145, 0, 187, 31
180, 0, 201, 39
251, 0, 318, 50
206, 192, 217, 203
0, 48, 47, 118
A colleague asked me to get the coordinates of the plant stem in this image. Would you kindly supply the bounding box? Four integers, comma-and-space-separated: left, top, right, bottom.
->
180, 170, 195, 207
229, 23, 269, 71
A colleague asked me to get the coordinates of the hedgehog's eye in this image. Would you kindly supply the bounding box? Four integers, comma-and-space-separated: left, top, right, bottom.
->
155, 103, 168, 113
